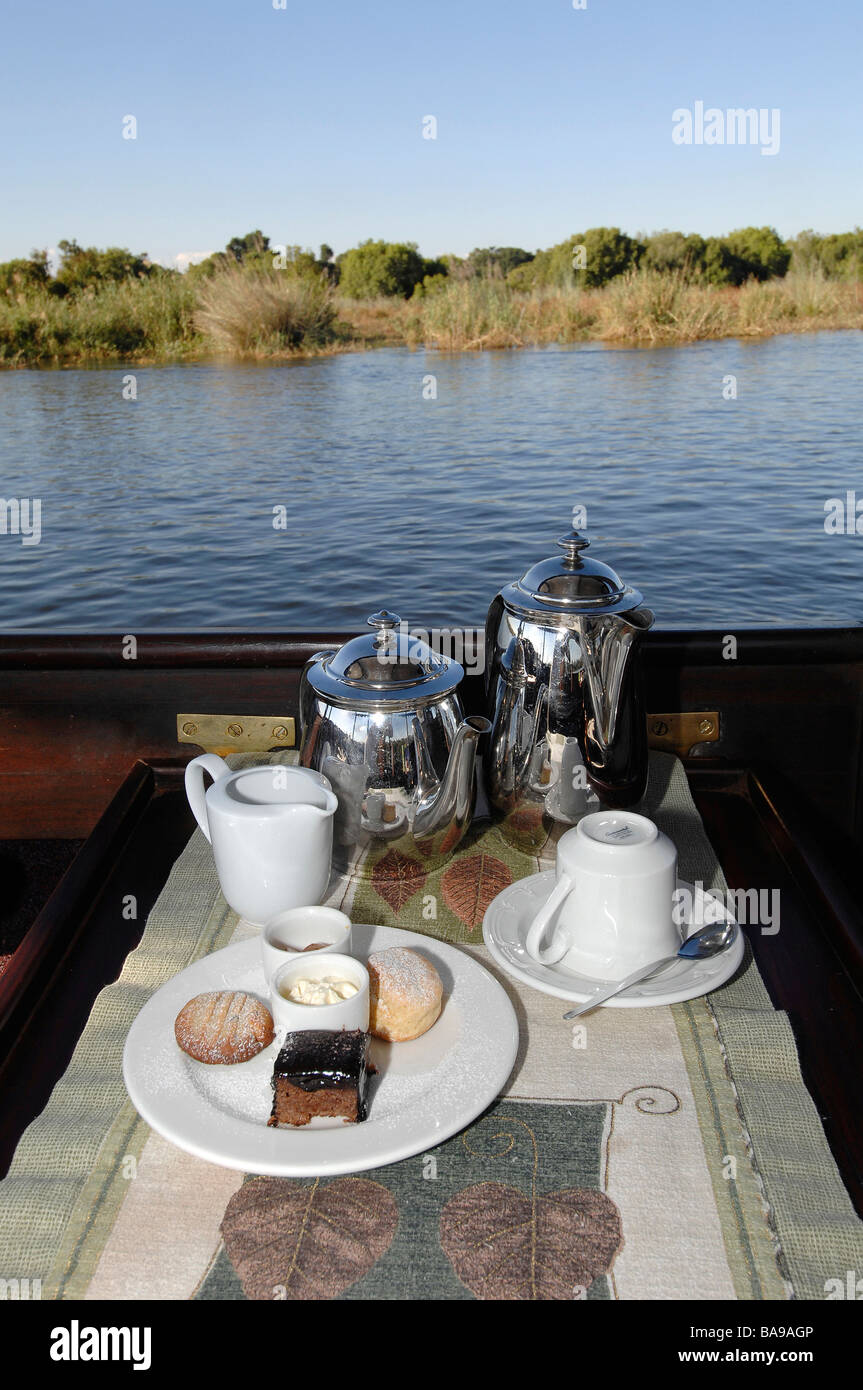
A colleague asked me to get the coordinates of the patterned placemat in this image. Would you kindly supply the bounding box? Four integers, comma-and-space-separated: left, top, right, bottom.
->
0, 752, 860, 1300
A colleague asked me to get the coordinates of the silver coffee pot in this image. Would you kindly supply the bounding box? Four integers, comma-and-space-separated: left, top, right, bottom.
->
484, 527, 653, 839
299, 610, 490, 870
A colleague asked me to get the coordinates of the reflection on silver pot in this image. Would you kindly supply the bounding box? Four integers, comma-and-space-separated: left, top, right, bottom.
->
484, 526, 653, 844
299, 610, 490, 870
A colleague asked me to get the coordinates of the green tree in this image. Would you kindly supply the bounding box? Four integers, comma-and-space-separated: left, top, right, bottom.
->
790, 228, 863, 279
465, 246, 534, 278
642, 231, 706, 276
702, 237, 736, 285
578, 227, 643, 287
336, 239, 437, 298
722, 227, 790, 282
0, 250, 51, 296
56, 240, 152, 292
226, 230, 269, 262
506, 228, 641, 291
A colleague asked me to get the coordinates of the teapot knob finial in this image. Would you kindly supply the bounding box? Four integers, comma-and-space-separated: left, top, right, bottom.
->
367, 609, 401, 631
556, 529, 590, 566
367, 610, 401, 648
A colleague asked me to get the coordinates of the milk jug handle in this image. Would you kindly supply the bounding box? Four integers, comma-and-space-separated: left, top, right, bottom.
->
184, 753, 231, 844
525, 872, 574, 965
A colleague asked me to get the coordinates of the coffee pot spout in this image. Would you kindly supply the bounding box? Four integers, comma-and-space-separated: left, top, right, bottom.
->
582, 607, 654, 754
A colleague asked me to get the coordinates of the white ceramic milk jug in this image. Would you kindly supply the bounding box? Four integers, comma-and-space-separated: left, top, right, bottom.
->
184, 755, 338, 926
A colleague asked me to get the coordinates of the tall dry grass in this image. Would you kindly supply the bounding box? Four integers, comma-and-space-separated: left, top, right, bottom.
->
194, 268, 337, 353
409, 269, 862, 350
412, 279, 529, 350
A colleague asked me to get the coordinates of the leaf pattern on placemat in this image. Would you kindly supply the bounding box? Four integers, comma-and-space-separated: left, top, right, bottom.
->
371, 849, 426, 914
220, 1176, 398, 1300
440, 1181, 622, 1300
441, 853, 512, 929
502, 804, 548, 852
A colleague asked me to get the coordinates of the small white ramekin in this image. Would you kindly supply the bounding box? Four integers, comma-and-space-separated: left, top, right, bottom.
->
270, 952, 369, 1035
261, 907, 352, 987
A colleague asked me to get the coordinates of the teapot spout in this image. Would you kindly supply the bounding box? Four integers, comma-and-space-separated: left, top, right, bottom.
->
413, 715, 491, 850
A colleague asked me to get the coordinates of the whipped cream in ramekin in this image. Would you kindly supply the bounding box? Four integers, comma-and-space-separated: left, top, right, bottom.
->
281, 976, 359, 1006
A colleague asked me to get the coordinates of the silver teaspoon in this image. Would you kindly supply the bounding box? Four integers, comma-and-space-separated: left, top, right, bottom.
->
561, 918, 737, 1020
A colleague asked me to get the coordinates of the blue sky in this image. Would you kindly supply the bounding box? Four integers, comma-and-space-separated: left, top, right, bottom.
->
1, 0, 860, 268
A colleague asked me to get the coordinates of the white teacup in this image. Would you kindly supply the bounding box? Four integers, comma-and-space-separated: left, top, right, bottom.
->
261, 907, 352, 983
525, 811, 680, 981
270, 952, 370, 1035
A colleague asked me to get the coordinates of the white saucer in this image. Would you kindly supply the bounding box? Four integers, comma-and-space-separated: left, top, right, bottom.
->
482, 874, 744, 1008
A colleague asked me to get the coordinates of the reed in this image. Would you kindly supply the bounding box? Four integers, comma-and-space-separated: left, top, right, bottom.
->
194, 268, 337, 353
595, 271, 732, 344
1, 265, 860, 366
0, 276, 199, 365
412, 278, 528, 350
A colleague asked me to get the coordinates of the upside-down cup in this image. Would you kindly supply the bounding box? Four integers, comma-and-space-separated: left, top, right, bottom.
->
524, 810, 680, 982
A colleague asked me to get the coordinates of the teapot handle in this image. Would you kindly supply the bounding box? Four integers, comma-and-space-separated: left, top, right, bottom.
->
525, 872, 574, 965
184, 753, 231, 843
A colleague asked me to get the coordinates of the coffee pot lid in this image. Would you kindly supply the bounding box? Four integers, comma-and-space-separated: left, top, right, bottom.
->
306, 611, 463, 706
501, 528, 644, 617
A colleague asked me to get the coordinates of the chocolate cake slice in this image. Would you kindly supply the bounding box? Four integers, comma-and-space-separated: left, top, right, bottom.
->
268, 1029, 371, 1127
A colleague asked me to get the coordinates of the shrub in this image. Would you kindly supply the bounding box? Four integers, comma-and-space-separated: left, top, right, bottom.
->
411, 273, 449, 299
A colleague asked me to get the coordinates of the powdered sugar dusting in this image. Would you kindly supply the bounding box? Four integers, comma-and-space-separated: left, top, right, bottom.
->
174, 990, 273, 1064
368, 947, 441, 1007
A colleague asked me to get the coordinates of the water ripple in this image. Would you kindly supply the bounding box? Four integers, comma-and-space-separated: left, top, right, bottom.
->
0, 334, 861, 631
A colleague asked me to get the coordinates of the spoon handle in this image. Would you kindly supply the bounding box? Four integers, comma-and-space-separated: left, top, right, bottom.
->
562, 953, 678, 1020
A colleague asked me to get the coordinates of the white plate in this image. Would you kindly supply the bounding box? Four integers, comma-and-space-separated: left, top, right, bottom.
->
482, 874, 744, 1007
123, 923, 519, 1176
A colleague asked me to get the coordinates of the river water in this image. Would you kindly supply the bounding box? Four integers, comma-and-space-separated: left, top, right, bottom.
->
0, 332, 860, 631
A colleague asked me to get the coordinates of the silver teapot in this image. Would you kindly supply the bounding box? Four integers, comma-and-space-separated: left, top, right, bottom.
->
299, 610, 490, 870
484, 527, 653, 841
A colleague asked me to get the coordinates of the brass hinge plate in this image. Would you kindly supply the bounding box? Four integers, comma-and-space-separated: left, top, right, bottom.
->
647, 712, 719, 758
177, 715, 296, 756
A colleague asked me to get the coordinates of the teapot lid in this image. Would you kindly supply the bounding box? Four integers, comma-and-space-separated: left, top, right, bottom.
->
305, 611, 463, 707
501, 528, 644, 618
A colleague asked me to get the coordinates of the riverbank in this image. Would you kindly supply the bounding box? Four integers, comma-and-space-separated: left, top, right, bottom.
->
1, 269, 860, 366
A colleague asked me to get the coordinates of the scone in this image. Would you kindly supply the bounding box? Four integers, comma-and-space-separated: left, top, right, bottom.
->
174, 990, 274, 1064
367, 948, 443, 1042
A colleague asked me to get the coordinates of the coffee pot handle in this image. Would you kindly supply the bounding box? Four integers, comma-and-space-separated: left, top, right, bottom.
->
525, 872, 574, 965
184, 753, 231, 844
